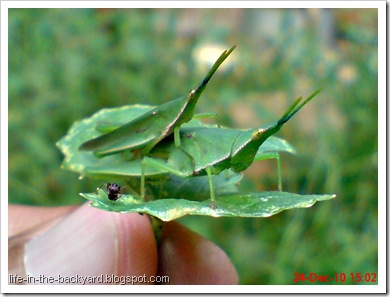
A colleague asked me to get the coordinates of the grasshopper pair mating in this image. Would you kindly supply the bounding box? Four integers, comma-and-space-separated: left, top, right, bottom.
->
79, 46, 320, 208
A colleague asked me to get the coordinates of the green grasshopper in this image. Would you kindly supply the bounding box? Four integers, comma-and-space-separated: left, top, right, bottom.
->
82, 134, 294, 180
141, 89, 321, 208
79, 45, 236, 157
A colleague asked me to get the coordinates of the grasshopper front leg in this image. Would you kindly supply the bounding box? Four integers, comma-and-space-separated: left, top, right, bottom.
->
254, 152, 283, 191
140, 155, 191, 200
174, 127, 181, 148
205, 167, 217, 209
140, 152, 218, 209
141, 158, 146, 200
193, 112, 221, 128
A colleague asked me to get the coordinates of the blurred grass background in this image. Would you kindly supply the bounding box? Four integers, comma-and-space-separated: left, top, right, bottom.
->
8, 8, 378, 285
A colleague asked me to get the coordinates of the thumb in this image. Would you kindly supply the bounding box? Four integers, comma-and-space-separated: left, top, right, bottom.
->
11, 203, 157, 285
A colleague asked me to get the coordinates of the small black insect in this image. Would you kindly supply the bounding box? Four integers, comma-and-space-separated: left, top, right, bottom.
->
98, 183, 125, 201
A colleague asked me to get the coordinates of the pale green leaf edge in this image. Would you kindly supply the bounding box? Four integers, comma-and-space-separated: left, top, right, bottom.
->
80, 191, 336, 221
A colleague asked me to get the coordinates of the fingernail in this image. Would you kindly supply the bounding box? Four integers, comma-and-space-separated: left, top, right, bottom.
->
25, 203, 118, 284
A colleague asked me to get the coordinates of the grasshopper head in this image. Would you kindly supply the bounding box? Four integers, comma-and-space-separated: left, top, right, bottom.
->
230, 128, 268, 173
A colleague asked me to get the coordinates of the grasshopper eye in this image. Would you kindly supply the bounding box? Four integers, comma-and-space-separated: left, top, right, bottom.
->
252, 129, 265, 140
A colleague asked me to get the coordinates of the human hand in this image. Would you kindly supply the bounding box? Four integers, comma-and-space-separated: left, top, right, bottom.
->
8, 203, 238, 285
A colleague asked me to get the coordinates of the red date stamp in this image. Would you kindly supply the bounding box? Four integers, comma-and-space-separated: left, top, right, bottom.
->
293, 272, 377, 283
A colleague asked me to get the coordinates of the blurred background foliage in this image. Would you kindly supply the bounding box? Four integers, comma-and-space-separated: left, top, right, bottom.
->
8, 8, 378, 285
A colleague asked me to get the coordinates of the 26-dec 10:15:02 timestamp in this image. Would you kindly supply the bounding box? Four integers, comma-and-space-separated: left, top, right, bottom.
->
293, 272, 377, 283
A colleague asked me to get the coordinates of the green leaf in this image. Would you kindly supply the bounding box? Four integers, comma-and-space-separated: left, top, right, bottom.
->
146, 170, 243, 201
80, 191, 336, 221
56, 105, 154, 177
256, 136, 296, 156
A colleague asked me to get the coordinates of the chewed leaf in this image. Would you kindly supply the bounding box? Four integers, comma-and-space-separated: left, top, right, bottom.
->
81, 191, 336, 221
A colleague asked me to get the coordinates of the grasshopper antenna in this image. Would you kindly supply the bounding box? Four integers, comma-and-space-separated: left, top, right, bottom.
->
193, 45, 236, 95
278, 88, 322, 126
